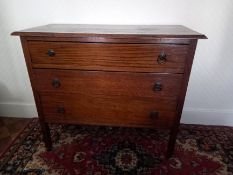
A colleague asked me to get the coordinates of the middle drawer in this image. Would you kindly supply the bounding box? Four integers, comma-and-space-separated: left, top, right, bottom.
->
34, 69, 183, 98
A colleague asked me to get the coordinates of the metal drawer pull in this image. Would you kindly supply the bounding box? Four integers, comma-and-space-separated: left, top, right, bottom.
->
157, 52, 167, 64
47, 49, 56, 57
52, 78, 61, 88
150, 111, 159, 119
153, 82, 162, 91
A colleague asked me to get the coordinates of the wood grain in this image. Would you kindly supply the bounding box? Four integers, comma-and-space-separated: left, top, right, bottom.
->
13, 24, 207, 158
34, 69, 183, 98
25, 36, 193, 44
12, 24, 207, 39
39, 93, 177, 128
29, 41, 189, 73
20, 37, 52, 150
166, 39, 198, 158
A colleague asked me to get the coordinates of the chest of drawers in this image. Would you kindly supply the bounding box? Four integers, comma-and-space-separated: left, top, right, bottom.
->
12, 24, 206, 158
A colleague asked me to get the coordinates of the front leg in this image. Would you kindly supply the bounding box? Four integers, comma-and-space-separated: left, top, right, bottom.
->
39, 121, 52, 151
166, 126, 179, 158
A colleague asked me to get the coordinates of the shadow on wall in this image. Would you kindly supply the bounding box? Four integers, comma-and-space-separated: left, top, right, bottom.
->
0, 82, 32, 117
0, 83, 17, 102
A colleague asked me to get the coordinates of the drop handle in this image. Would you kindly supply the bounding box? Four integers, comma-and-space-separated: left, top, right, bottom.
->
153, 82, 162, 91
52, 78, 61, 88
157, 52, 167, 64
150, 111, 159, 119
47, 49, 56, 57
56, 107, 65, 114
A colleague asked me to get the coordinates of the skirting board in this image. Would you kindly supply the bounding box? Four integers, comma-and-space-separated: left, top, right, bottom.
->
0, 103, 233, 126
181, 107, 233, 126
0, 103, 38, 118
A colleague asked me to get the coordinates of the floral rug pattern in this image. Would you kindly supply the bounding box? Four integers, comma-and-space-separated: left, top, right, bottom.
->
0, 119, 232, 175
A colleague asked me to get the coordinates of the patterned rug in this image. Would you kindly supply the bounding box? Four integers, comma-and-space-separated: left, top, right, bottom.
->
0, 119, 232, 175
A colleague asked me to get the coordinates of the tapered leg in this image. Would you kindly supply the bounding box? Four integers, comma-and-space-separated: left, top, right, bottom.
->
39, 121, 52, 151
166, 127, 179, 158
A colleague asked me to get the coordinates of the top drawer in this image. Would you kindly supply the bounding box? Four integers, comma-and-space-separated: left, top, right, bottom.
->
28, 41, 189, 73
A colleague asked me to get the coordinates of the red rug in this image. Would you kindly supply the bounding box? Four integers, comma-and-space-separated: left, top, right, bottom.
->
0, 119, 232, 174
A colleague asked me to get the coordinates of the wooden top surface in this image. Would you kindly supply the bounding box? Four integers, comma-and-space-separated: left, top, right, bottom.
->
12, 24, 207, 39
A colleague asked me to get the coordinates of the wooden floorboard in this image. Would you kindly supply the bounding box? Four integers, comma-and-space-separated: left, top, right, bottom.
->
0, 117, 32, 154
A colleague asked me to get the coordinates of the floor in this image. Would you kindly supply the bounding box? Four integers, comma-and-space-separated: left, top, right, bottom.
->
0, 117, 31, 155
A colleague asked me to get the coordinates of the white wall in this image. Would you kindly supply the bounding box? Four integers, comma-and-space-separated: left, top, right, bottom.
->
0, 0, 233, 125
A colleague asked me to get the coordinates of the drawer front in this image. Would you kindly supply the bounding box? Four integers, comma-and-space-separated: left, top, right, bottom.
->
34, 70, 183, 98
39, 93, 177, 128
28, 41, 189, 73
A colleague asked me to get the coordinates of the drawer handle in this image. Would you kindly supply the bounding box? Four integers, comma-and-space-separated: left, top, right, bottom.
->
47, 49, 56, 57
153, 82, 162, 91
157, 52, 167, 64
150, 111, 159, 119
56, 107, 65, 114
52, 78, 61, 88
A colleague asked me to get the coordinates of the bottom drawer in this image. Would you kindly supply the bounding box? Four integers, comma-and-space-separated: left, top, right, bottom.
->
39, 93, 177, 128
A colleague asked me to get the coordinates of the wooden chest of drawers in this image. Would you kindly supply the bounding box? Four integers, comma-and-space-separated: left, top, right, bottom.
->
12, 24, 206, 158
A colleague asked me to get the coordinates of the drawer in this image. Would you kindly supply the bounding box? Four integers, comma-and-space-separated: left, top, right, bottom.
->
34, 69, 183, 98
28, 41, 189, 73
39, 93, 177, 128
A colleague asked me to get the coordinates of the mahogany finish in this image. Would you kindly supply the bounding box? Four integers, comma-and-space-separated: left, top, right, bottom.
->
12, 24, 206, 39
12, 24, 206, 158
28, 41, 189, 73
34, 70, 183, 98
39, 93, 177, 128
